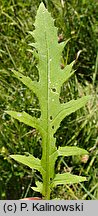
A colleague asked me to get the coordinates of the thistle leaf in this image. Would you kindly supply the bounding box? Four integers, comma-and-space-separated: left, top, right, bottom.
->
10, 154, 45, 176
51, 95, 90, 133
5, 3, 90, 199
58, 146, 88, 157
31, 181, 43, 193
52, 173, 87, 187
11, 70, 40, 96
59, 60, 75, 85
5, 111, 44, 134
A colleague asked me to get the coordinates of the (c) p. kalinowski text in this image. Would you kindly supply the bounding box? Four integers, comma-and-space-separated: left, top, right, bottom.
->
32, 202, 83, 212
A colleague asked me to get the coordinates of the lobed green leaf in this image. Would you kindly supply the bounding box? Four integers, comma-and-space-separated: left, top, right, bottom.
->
10, 154, 45, 176
52, 173, 87, 187
5, 111, 44, 133
31, 181, 43, 193
5, 3, 90, 199
11, 69, 40, 96
52, 95, 90, 133
58, 146, 88, 157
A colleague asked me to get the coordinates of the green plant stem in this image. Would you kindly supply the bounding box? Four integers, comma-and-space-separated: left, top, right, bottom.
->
45, 134, 50, 199
44, 81, 51, 200
42, 130, 50, 199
